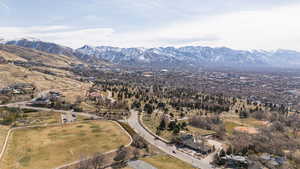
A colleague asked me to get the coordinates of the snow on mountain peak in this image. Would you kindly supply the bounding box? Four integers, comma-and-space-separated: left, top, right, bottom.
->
2, 38, 300, 69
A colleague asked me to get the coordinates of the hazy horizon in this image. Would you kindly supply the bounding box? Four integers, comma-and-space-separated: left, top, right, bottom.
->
1, 0, 300, 51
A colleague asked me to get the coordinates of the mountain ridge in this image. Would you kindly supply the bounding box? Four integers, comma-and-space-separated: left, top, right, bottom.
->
4, 38, 300, 69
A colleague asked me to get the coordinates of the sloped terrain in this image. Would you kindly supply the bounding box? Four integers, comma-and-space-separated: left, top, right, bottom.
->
0, 44, 82, 67
4, 39, 112, 66
0, 45, 90, 103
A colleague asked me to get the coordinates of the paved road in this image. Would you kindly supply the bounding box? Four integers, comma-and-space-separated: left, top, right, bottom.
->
127, 110, 222, 169
0, 99, 99, 162
0, 120, 133, 169
0, 102, 99, 119
0, 89, 98, 120
0, 101, 132, 169
0, 91, 131, 169
0, 93, 222, 169
128, 160, 158, 169
0, 101, 100, 163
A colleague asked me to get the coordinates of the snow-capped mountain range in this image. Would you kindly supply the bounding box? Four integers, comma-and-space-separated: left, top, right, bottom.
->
75, 45, 300, 68
3, 38, 300, 69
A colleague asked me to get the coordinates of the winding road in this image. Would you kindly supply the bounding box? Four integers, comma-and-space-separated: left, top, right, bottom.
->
0, 101, 132, 169
127, 110, 222, 169
0, 93, 223, 169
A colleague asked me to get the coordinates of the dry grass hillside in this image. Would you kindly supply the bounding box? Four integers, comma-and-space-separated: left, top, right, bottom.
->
0, 45, 92, 102
0, 45, 83, 67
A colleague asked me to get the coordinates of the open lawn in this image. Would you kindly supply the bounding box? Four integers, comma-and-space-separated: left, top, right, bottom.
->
1, 121, 131, 169
141, 155, 196, 169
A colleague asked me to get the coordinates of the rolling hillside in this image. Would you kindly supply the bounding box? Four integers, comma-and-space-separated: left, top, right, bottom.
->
0, 44, 91, 102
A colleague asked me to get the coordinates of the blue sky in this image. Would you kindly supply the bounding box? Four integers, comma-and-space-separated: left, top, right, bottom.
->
1, 0, 300, 50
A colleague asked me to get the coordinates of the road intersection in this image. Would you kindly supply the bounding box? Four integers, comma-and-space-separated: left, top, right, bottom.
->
0, 96, 222, 169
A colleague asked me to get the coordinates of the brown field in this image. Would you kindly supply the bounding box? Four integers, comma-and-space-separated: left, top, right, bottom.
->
16, 111, 61, 127
224, 121, 242, 135
0, 121, 131, 169
141, 155, 196, 169
0, 45, 83, 67
0, 46, 94, 103
223, 117, 267, 135
234, 126, 259, 134
187, 126, 216, 136
0, 64, 91, 102
0, 125, 9, 151
0, 50, 27, 62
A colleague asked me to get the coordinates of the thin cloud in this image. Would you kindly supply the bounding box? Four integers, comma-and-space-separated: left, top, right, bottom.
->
0, 1, 9, 15
0, 26, 115, 48
0, 1, 9, 10
1, 3, 300, 50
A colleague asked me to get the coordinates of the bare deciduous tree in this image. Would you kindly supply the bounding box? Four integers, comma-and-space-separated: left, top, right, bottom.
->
133, 148, 140, 160
76, 156, 90, 169
114, 145, 128, 162
90, 153, 106, 169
